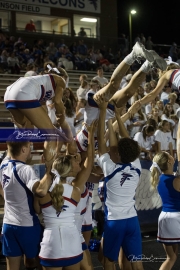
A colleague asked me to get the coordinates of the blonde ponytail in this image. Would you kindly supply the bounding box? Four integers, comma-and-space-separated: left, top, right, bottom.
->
50, 182, 64, 212
50, 155, 73, 212
150, 152, 169, 189
150, 167, 160, 189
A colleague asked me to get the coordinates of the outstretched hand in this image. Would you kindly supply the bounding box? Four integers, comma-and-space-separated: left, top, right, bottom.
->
94, 94, 108, 110
128, 100, 141, 118
85, 119, 98, 134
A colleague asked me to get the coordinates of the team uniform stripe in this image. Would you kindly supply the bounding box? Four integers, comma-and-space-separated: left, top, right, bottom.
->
81, 188, 88, 198
75, 136, 85, 152
169, 69, 179, 87
81, 207, 86, 215
63, 196, 78, 206
39, 253, 83, 267
82, 129, 97, 139
5, 100, 41, 109
157, 236, 180, 240
81, 224, 92, 232
40, 201, 52, 208
49, 74, 56, 91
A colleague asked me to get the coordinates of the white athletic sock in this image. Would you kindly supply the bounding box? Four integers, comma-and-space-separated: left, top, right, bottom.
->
140, 60, 151, 74
123, 51, 135, 65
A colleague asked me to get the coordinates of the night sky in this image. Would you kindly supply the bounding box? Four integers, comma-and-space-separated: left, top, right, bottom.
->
117, 0, 180, 47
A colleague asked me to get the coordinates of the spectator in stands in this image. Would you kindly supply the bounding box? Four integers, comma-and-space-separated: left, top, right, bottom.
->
131, 85, 144, 106
77, 80, 89, 102
140, 33, 146, 46
63, 87, 77, 112
169, 42, 178, 62
160, 84, 172, 105
25, 19, 36, 32
0, 50, 8, 72
156, 100, 164, 117
7, 51, 20, 74
58, 54, 73, 70
145, 99, 156, 116
30, 45, 43, 63
145, 36, 155, 50
78, 27, 87, 37
154, 120, 173, 156
46, 42, 57, 62
98, 55, 114, 72
160, 103, 175, 132
134, 124, 155, 160
74, 53, 87, 70
69, 41, 78, 55
144, 82, 152, 95
105, 48, 115, 64
0, 38, 13, 53
151, 107, 161, 125
77, 39, 88, 57
168, 93, 179, 113
36, 39, 46, 56
93, 67, 108, 87
149, 80, 157, 89
14, 37, 24, 49
18, 48, 31, 66
79, 74, 88, 83
26, 63, 37, 72
130, 108, 147, 138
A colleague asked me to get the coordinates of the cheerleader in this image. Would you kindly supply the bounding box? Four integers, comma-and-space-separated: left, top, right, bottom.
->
150, 149, 180, 270
34, 120, 96, 270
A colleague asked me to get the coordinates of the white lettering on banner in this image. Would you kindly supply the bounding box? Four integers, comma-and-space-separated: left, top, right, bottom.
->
0, 1, 50, 14
4, 0, 101, 13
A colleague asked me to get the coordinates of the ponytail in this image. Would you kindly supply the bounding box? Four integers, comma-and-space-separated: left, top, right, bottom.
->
50, 182, 64, 212
150, 152, 169, 189
150, 167, 160, 189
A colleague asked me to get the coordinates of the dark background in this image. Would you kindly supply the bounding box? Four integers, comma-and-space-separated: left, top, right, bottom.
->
117, 0, 180, 46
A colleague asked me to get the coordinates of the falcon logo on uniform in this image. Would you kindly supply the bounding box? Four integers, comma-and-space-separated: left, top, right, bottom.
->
2, 174, 10, 188
56, 205, 69, 217
120, 173, 132, 186
88, 0, 98, 10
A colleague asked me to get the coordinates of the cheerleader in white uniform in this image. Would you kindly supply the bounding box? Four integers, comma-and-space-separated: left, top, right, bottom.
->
4, 66, 74, 161
34, 155, 82, 270
67, 122, 98, 270
34, 120, 96, 270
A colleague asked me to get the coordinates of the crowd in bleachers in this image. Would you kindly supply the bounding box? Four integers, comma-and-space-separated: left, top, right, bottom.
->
0, 34, 124, 75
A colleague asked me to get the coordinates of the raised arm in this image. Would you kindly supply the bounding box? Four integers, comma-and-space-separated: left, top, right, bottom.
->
114, 106, 129, 138
107, 118, 119, 163
72, 120, 97, 193
111, 101, 141, 133
94, 95, 108, 157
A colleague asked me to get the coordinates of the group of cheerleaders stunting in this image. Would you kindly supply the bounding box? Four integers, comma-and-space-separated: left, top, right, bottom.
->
1, 41, 180, 270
